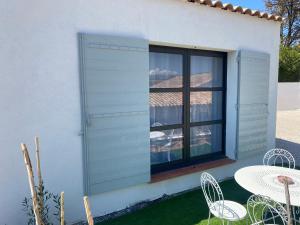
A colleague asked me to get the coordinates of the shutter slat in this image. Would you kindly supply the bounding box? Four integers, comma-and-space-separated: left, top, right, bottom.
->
90, 173, 149, 195
79, 33, 150, 195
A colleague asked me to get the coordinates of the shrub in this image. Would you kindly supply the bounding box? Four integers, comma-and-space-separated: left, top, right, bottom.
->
279, 46, 300, 82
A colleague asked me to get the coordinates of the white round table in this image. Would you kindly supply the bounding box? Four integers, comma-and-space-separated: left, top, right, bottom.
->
235, 165, 300, 206
150, 131, 165, 139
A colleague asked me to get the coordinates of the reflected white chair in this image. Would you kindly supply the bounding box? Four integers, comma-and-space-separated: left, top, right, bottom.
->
150, 124, 175, 163
151, 122, 163, 127
200, 172, 247, 225
263, 148, 295, 169
164, 129, 175, 162
247, 194, 288, 225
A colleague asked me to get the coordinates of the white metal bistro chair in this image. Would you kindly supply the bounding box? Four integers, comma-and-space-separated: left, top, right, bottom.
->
263, 148, 295, 169
247, 194, 288, 225
263, 149, 299, 223
200, 172, 247, 225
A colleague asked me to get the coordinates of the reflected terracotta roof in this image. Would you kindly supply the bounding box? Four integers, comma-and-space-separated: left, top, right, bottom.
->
187, 0, 283, 22
151, 73, 212, 88
150, 91, 212, 107
150, 73, 214, 107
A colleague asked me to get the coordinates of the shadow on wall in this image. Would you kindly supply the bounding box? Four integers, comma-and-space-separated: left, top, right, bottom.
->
276, 138, 300, 166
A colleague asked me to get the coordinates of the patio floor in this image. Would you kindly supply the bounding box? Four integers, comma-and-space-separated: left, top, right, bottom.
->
96, 179, 251, 225
276, 110, 300, 165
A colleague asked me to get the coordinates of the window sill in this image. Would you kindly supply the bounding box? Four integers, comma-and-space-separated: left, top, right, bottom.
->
150, 158, 235, 183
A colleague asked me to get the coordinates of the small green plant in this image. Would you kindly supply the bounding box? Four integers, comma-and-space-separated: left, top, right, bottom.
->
20, 137, 65, 225
22, 182, 61, 225
53, 193, 63, 224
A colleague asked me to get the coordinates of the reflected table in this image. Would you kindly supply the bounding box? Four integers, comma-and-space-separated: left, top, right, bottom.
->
150, 131, 166, 155
150, 131, 165, 139
235, 165, 300, 224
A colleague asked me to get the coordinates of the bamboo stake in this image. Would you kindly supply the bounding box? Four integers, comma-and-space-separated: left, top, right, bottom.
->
60, 192, 65, 225
35, 137, 43, 210
21, 143, 43, 225
83, 196, 94, 225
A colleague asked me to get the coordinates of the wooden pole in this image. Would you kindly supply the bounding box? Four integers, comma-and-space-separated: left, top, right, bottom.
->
60, 192, 64, 225
35, 137, 43, 210
83, 196, 94, 225
21, 143, 43, 225
284, 180, 292, 225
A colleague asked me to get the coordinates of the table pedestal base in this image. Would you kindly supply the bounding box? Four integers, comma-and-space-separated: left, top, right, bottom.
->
278, 176, 294, 225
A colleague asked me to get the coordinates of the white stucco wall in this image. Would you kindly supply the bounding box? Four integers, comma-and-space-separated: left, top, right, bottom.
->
277, 82, 300, 110
0, 0, 280, 224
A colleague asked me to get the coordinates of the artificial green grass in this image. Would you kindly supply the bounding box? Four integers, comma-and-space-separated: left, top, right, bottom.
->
96, 179, 251, 225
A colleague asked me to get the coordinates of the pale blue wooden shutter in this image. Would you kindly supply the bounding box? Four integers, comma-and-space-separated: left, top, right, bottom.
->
79, 33, 150, 195
236, 50, 270, 158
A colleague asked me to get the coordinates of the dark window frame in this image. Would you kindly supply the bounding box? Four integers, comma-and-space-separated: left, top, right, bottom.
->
150, 45, 227, 174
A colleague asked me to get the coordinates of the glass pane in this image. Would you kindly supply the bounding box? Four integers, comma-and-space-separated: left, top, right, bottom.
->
150, 129, 183, 165
190, 91, 222, 123
149, 52, 183, 88
190, 124, 222, 157
150, 92, 183, 126
190, 55, 223, 88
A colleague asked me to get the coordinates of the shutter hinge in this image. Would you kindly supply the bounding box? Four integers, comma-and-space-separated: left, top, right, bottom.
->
235, 104, 239, 111
236, 53, 241, 63
235, 149, 238, 160
86, 113, 91, 126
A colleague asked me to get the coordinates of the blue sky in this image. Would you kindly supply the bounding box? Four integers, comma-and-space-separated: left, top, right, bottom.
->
228, 0, 265, 11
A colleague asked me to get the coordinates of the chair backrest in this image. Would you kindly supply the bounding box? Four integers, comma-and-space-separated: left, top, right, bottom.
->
151, 122, 163, 127
200, 172, 224, 214
263, 148, 295, 169
247, 195, 288, 225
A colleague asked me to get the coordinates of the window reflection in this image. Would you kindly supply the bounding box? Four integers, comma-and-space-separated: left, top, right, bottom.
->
150, 92, 183, 126
149, 52, 183, 88
150, 129, 183, 165
190, 91, 223, 123
190, 124, 222, 157
190, 56, 223, 88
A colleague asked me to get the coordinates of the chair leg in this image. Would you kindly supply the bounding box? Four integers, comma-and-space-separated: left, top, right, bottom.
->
293, 207, 296, 224
221, 219, 225, 225
207, 211, 211, 225
293, 206, 300, 224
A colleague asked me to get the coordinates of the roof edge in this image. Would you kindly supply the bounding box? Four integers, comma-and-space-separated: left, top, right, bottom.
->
187, 0, 283, 22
